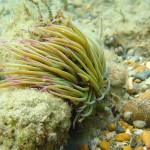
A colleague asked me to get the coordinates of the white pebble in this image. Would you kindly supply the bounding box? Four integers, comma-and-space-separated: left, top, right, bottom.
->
133, 120, 146, 128
133, 129, 143, 135
126, 129, 131, 135
124, 111, 132, 120
146, 61, 150, 69
106, 131, 116, 140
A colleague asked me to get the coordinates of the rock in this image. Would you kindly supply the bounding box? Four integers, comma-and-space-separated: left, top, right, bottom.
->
123, 146, 132, 150
146, 61, 150, 69
133, 120, 146, 129
133, 129, 143, 135
104, 36, 119, 48
130, 135, 137, 148
135, 70, 150, 81
108, 123, 116, 131
126, 77, 138, 94
123, 111, 133, 121
127, 49, 135, 56
79, 144, 90, 150
106, 131, 116, 140
114, 46, 124, 56
108, 63, 127, 88
115, 133, 130, 142
140, 130, 150, 149
115, 124, 125, 134
90, 138, 99, 150
139, 77, 150, 92
0, 87, 71, 150
99, 141, 110, 150
128, 69, 136, 77
123, 91, 150, 126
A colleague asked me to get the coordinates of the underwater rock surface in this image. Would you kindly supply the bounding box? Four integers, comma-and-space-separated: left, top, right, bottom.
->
0, 87, 71, 150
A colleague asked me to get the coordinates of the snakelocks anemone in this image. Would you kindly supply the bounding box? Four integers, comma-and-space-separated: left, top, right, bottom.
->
0, 21, 109, 128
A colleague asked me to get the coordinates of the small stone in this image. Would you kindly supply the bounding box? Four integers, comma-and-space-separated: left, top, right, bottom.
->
115, 124, 125, 134
127, 49, 135, 56
140, 130, 150, 149
136, 147, 144, 150
108, 123, 116, 131
134, 79, 141, 83
127, 126, 133, 133
123, 91, 150, 126
146, 61, 150, 69
79, 144, 89, 150
123, 145, 132, 150
106, 131, 116, 140
115, 133, 130, 142
126, 77, 138, 94
91, 138, 99, 150
133, 129, 143, 135
99, 141, 110, 150
128, 69, 136, 77
124, 111, 132, 121
135, 70, 150, 81
130, 135, 137, 148
133, 120, 146, 128
96, 148, 102, 150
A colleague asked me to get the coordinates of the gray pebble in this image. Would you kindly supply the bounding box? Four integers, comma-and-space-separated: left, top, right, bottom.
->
127, 49, 135, 56
115, 124, 125, 134
130, 135, 137, 148
135, 70, 150, 81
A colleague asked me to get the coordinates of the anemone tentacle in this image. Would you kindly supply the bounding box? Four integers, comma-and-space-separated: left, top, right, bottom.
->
0, 21, 108, 126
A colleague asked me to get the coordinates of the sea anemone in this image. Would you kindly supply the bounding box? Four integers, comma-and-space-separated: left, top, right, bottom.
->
0, 21, 109, 127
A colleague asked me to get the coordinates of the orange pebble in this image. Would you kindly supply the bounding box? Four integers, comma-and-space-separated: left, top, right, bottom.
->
134, 79, 141, 83
119, 121, 130, 130
99, 141, 110, 150
79, 144, 89, 150
136, 66, 147, 73
115, 133, 130, 142
103, 131, 109, 136
108, 123, 116, 131
123, 146, 132, 150
128, 126, 133, 133
140, 130, 150, 149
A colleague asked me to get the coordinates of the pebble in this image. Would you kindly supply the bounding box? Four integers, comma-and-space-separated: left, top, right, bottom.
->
115, 124, 125, 134
140, 130, 150, 149
123, 91, 150, 126
127, 49, 135, 56
133, 120, 146, 129
123, 145, 132, 150
115, 133, 130, 142
135, 70, 150, 81
123, 111, 132, 121
106, 131, 116, 140
130, 135, 137, 148
126, 77, 138, 94
99, 141, 110, 150
79, 144, 89, 150
108, 123, 116, 131
133, 129, 143, 135
146, 61, 150, 69
139, 77, 150, 91
96, 148, 102, 150
136, 147, 144, 150
90, 138, 99, 150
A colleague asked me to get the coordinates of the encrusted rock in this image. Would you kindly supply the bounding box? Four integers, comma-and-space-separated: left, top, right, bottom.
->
123, 91, 150, 126
0, 87, 71, 150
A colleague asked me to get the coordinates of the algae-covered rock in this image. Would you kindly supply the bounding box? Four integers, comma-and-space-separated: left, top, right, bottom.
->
123, 91, 150, 127
0, 87, 71, 150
